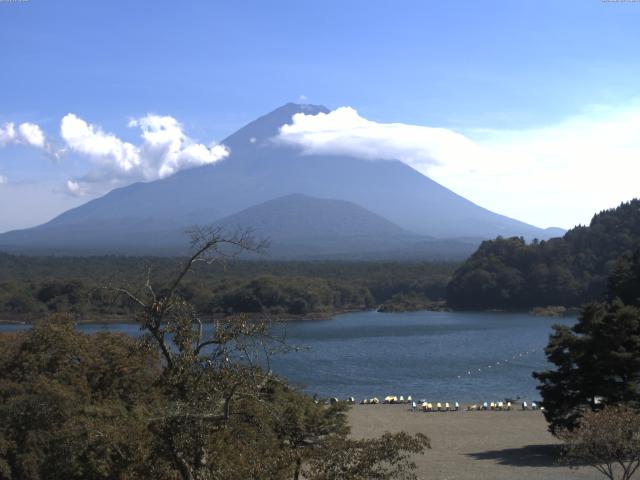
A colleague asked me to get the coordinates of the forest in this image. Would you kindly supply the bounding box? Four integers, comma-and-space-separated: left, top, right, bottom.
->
446, 199, 640, 310
0, 255, 456, 322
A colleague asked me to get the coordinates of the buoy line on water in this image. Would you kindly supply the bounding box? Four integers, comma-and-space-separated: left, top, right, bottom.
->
455, 348, 538, 380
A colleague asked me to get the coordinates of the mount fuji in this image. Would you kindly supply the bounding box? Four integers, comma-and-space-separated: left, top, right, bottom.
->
0, 103, 563, 258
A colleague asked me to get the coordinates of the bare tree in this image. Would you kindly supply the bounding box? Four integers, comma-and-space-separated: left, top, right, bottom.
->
108, 226, 430, 480
114, 226, 279, 480
559, 405, 640, 480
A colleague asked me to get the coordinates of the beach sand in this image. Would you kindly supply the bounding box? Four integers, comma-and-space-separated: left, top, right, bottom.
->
348, 404, 602, 480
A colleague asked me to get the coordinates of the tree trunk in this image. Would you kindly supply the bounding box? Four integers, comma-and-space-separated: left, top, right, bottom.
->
174, 451, 196, 480
293, 456, 302, 480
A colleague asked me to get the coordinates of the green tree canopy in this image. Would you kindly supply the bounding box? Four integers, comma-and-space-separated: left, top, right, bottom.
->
609, 251, 640, 307
0, 318, 161, 479
0, 228, 430, 480
447, 199, 640, 310
534, 251, 640, 433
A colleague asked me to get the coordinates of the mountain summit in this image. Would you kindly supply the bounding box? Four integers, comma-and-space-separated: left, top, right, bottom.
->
0, 103, 563, 257
223, 102, 329, 153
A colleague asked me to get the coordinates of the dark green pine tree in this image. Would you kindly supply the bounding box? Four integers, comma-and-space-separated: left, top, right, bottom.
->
608, 250, 640, 307
534, 251, 640, 434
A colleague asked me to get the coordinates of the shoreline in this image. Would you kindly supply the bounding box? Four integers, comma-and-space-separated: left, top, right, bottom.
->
0, 305, 447, 325
0, 304, 578, 325
0, 308, 372, 325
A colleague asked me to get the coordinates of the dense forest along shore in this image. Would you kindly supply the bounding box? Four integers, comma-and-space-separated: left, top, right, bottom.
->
0, 255, 456, 323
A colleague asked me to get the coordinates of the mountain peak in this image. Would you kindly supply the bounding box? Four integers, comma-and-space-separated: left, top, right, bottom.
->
222, 102, 329, 150
277, 102, 329, 116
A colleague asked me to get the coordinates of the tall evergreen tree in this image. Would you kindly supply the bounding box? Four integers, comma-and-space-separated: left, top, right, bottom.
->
534, 250, 640, 433
609, 251, 640, 307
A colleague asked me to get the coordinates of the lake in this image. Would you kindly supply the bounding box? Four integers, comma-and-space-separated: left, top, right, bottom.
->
0, 310, 575, 403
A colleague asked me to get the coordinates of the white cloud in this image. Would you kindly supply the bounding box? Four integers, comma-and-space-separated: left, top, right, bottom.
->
277, 105, 640, 229
129, 114, 229, 178
0, 121, 59, 159
0, 123, 16, 147
1, 113, 228, 197
17, 122, 45, 148
61, 113, 229, 195
61, 114, 140, 173
65, 180, 87, 196
278, 106, 481, 170
0, 175, 7, 185
1, 121, 45, 148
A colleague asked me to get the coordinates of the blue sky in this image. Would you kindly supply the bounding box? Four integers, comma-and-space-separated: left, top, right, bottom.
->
1, 0, 639, 232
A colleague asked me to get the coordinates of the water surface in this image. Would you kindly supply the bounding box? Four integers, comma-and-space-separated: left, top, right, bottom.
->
1, 310, 574, 403
269, 310, 573, 402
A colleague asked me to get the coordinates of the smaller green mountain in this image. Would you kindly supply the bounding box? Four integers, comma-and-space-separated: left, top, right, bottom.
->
215, 194, 478, 260
217, 193, 412, 241
446, 199, 640, 310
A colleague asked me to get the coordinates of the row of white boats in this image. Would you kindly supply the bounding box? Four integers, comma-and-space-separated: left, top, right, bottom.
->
351, 395, 543, 411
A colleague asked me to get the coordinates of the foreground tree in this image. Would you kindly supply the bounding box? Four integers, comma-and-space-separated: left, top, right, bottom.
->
534, 250, 640, 433
559, 405, 640, 480
110, 227, 322, 479
113, 226, 429, 479
1, 226, 430, 479
609, 251, 640, 307
533, 301, 640, 432
0, 318, 161, 479
265, 383, 350, 479
307, 432, 430, 480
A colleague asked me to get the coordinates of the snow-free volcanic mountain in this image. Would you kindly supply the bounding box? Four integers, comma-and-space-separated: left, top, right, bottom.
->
0, 103, 563, 258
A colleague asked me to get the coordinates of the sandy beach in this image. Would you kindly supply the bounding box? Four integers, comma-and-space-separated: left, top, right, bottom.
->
348, 404, 602, 480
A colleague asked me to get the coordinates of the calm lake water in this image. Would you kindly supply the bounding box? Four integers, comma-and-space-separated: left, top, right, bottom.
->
0, 310, 575, 403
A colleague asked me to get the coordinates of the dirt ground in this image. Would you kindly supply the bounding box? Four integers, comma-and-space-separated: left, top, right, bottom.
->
348, 404, 603, 480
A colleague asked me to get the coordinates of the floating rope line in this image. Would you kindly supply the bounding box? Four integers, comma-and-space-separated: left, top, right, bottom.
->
456, 348, 538, 379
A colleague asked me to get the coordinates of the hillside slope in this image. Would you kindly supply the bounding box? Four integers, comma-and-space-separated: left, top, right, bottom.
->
446, 199, 640, 309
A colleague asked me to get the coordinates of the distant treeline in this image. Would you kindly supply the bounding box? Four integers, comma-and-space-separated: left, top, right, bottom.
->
447, 199, 640, 310
0, 255, 456, 321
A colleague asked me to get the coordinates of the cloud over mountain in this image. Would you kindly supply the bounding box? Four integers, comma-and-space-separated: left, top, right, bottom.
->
0, 114, 229, 196
277, 106, 480, 171
61, 113, 229, 195
277, 103, 640, 229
